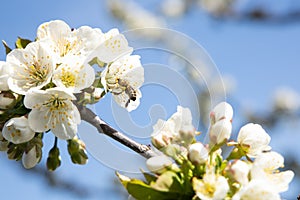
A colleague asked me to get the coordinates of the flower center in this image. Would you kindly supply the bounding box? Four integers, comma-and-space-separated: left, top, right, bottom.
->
25, 64, 49, 87
60, 70, 76, 87
43, 94, 68, 110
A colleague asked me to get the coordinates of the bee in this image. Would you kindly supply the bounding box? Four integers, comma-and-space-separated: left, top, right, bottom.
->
115, 79, 137, 107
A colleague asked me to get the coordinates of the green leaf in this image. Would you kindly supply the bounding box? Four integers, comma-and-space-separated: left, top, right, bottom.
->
141, 170, 158, 184
88, 57, 105, 67
15, 37, 32, 49
226, 146, 246, 161
180, 160, 194, 195
117, 172, 193, 200
2, 40, 12, 54
151, 171, 183, 192
127, 180, 180, 200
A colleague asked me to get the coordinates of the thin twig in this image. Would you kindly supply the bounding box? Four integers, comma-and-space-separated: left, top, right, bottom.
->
74, 102, 158, 159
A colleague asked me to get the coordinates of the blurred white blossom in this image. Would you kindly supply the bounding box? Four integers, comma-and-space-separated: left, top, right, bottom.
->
230, 160, 250, 186
107, 0, 166, 39
251, 151, 294, 193
161, 0, 186, 17
273, 87, 300, 112
232, 179, 280, 200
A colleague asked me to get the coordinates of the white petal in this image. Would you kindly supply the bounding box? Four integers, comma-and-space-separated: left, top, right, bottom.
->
146, 155, 172, 173
24, 89, 49, 109
113, 89, 141, 112
209, 119, 232, 144
37, 20, 71, 42
210, 102, 233, 124
22, 146, 39, 169
2, 117, 35, 144
254, 151, 284, 170
53, 57, 95, 93
214, 176, 229, 199
51, 116, 77, 140
28, 109, 51, 132
188, 142, 208, 164
93, 33, 133, 63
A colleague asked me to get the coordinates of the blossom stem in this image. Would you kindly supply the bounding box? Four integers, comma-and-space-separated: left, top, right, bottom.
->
74, 102, 158, 159
54, 137, 58, 147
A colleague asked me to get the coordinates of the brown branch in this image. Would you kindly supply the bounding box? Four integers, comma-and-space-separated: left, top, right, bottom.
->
74, 103, 158, 159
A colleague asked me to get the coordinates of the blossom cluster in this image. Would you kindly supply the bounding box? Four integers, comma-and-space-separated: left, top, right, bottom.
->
118, 102, 294, 200
0, 20, 144, 169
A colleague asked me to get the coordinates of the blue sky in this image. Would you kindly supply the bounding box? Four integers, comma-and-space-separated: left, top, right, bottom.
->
0, 0, 300, 199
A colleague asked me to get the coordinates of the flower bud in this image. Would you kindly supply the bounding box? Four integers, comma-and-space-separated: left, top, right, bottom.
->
0, 91, 17, 109
68, 137, 88, 165
146, 155, 172, 174
22, 146, 40, 169
209, 119, 232, 145
230, 160, 250, 186
210, 102, 233, 125
188, 142, 208, 165
237, 123, 271, 157
2, 116, 35, 144
47, 146, 61, 171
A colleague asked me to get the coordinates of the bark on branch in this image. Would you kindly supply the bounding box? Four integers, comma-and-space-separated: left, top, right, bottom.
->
75, 103, 158, 159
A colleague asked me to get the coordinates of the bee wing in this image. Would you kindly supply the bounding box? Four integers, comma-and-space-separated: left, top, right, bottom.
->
113, 89, 142, 112
123, 66, 144, 89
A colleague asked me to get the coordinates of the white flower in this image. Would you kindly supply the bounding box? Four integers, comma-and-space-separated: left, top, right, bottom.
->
0, 61, 10, 91
188, 142, 208, 165
52, 56, 95, 93
232, 179, 280, 200
101, 55, 144, 111
151, 106, 195, 148
22, 146, 40, 169
37, 20, 104, 63
91, 28, 133, 63
146, 155, 173, 173
161, 0, 185, 17
209, 119, 232, 145
230, 160, 250, 186
237, 123, 271, 157
7, 41, 55, 95
273, 87, 300, 112
210, 102, 233, 125
193, 167, 229, 200
251, 151, 294, 193
2, 116, 35, 144
24, 88, 81, 140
